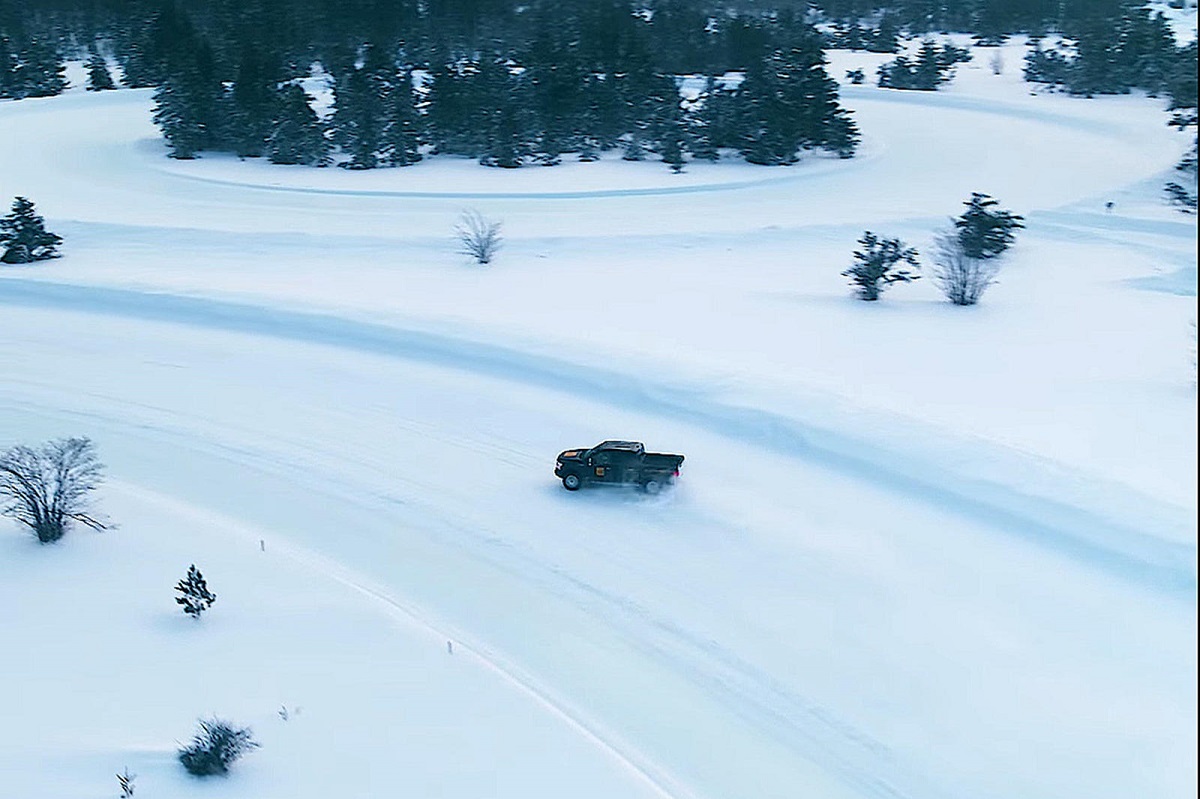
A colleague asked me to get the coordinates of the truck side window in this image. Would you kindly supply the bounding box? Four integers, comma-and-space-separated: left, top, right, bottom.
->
593, 452, 611, 465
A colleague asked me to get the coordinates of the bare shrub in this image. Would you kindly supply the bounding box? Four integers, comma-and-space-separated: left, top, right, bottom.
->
455, 209, 502, 264
930, 231, 1001, 306
178, 718, 259, 777
0, 437, 107, 543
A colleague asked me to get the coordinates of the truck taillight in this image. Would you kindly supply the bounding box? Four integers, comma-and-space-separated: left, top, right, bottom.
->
674, 469, 679, 476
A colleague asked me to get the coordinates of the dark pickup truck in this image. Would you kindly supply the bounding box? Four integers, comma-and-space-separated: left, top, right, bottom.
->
555, 440, 684, 493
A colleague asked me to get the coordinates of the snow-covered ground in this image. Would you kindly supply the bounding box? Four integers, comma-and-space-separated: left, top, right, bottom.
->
0, 41, 1195, 799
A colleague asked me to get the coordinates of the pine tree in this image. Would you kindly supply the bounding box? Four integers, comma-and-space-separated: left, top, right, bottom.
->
267, 84, 330, 166
385, 69, 424, 167
228, 47, 276, 158
735, 37, 855, 164
477, 58, 534, 169
14, 36, 68, 98
842, 231, 920, 301
149, 20, 223, 159
954, 193, 1025, 260
175, 565, 216, 619
866, 14, 900, 54
85, 50, 116, 91
153, 78, 207, 158
0, 197, 63, 264
331, 49, 399, 169
651, 90, 688, 172
0, 36, 18, 99
913, 39, 944, 88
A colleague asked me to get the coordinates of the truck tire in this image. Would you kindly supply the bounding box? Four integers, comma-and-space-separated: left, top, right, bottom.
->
562, 474, 581, 491
642, 478, 662, 495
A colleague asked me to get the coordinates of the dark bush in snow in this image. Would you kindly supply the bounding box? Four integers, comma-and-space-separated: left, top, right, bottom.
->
842, 231, 920, 301
178, 718, 259, 776
0, 437, 106, 543
0, 196, 62, 263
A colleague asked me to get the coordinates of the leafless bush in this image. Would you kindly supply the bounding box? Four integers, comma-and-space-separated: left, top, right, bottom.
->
930, 231, 1001, 306
0, 437, 107, 543
178, 718, 259, 777
455, 209, 502, 264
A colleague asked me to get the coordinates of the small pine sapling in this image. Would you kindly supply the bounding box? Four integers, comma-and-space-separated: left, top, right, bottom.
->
954, 193, 1024, 259
117, 767, 136, 797
842, 232, 920, 301
175, 564, 216, 618
178, 717, 259, 776
0, 196, 63, 264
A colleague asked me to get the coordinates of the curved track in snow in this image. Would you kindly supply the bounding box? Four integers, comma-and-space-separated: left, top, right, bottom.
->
0, 285, 1193, 799
0, 74, 1195, 799
0, 278, 1191, 592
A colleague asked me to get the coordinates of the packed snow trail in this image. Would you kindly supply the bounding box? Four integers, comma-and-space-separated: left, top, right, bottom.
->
1, 303, 1193, 799
0, 52, 1194, 799
1, 278, 1192, 593
0, 84, 1180, 237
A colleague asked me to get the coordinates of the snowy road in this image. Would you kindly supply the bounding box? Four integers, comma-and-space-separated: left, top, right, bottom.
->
0, 297, 1192, 799
0, 49, 1196, 799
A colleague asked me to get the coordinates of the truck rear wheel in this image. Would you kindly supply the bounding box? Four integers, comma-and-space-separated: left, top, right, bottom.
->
562, 474, 581, 491
642, 478, 662, 495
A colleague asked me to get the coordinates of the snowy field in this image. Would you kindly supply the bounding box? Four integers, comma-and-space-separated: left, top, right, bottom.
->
0, 39, 1196, 799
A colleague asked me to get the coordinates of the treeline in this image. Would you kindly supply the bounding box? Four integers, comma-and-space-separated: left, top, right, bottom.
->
1, 1, 1196, 169
147, 10, 858, 168
813, 0, 1177, 41
0, 0, 860, 168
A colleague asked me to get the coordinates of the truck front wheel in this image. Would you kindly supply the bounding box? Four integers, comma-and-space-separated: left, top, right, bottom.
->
562, 474, 582, 491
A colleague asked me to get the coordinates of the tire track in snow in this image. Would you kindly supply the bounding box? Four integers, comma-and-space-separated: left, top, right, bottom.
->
0, 392, 951, 799
2, 277, 1192, 594
102, 479, 698, 799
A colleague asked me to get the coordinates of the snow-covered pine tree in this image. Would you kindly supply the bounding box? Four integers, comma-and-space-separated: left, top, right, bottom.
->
0, 197, 63, 263
267, 83, 330, 166
331, 50, 395, 169
385, 69, 424, 167
0, 36, 18, 98
736, 36, 854, 164
153, 78, 207, 158
842, 231, 920, 301
86, 50, 115, 91
13, 36, 68, 98
913, 39, 944, 89
175, 564, 216, 619
227, 46, 275, 158
477, 58, 534, 169
866, 14, 900, 54
954, 193, 1025, 260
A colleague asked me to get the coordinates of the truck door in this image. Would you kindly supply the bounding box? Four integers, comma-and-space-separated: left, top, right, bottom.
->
617, 451, 640, 485
591, 450, 615, 483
